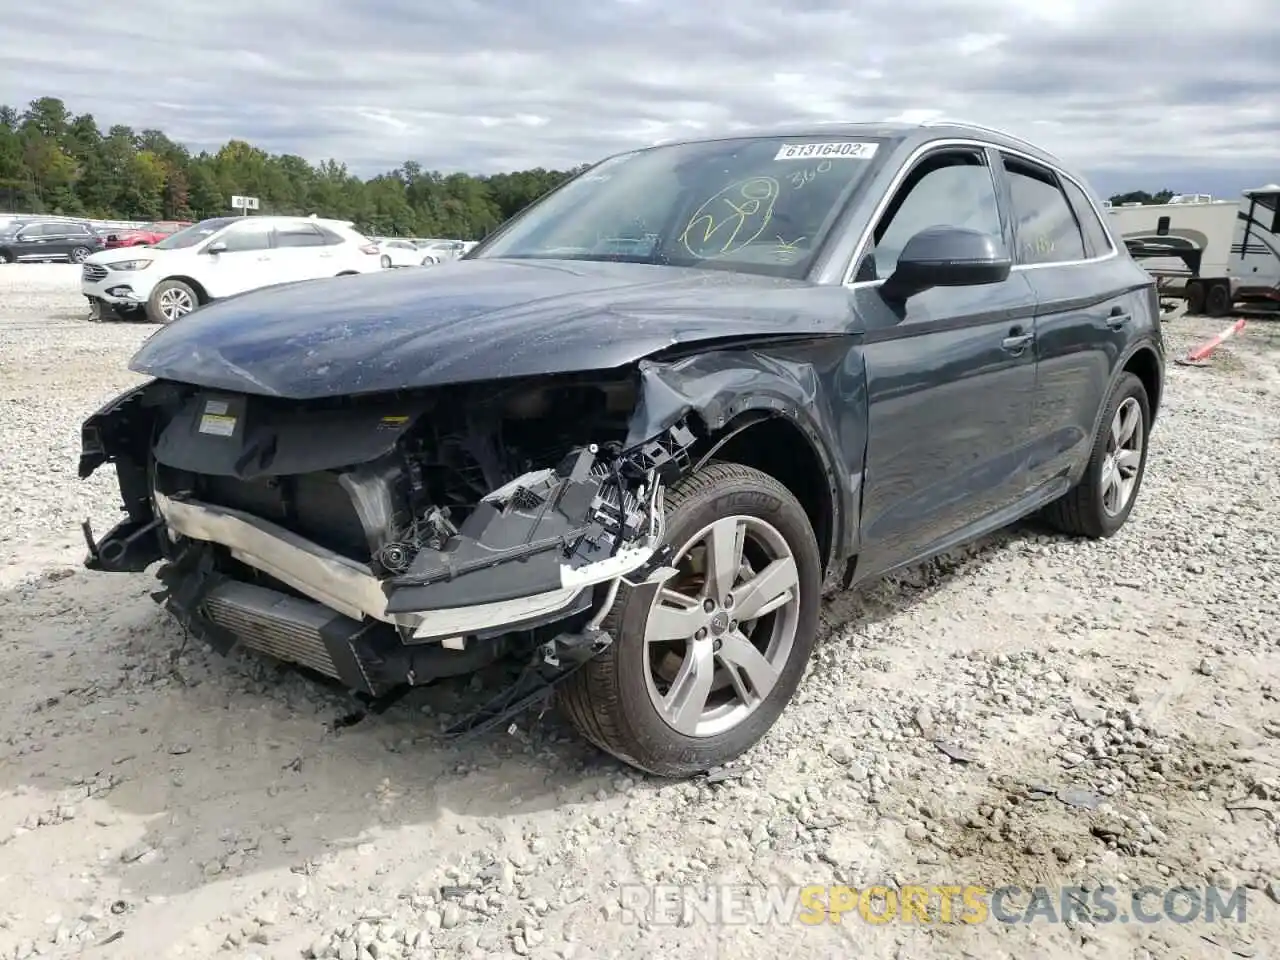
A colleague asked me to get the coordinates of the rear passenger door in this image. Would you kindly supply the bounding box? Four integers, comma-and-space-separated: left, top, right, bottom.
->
997, 153, 1146, 493
849, 146, 1039, 578
271, 222, 341, 282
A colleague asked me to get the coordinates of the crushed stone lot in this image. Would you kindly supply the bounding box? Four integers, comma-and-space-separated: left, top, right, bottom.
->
1, 262, 1279, 960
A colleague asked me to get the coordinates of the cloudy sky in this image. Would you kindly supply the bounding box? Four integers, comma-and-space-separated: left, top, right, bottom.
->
2, 0, 1276, 196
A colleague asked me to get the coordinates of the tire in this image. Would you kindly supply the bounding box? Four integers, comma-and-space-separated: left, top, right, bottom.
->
1186, 282, 1206, 315
380, 255, 392, 269
0, 250, 12, 264
1042, 372, 1151, 538
145, 279, 200, 324
1204, 282, 1231, 318
558, 462, 822, 777
70, 246, 91, 263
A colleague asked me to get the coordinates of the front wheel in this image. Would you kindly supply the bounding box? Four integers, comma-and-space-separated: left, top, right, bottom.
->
380, 254, 392, 269
1042, 372, 1151, 538
558, 462, 822, 777
145, 279, 200, 324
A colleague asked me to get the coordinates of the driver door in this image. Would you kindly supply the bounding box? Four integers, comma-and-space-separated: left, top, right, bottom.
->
849, 146, 1039, 578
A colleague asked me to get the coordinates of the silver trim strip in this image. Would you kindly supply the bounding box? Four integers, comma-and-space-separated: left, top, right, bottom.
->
153, 491, 656, 639
840, 137, 1119, 288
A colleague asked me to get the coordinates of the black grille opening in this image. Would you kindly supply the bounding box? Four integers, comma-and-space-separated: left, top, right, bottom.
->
196, 471, 371, 561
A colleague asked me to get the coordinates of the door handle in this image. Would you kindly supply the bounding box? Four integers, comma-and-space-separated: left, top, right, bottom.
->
1001, 332, 1034, 353
1106, 310, 1132, 330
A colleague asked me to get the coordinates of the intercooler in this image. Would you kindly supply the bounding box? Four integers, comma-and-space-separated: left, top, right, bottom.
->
200, 579, 361, 683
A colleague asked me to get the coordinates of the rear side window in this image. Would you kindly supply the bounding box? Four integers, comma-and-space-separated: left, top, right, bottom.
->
308, 225, 348, 245
1001, 156, 1086, 265
1060, 178, 1115, 257
274, 224, 330, 247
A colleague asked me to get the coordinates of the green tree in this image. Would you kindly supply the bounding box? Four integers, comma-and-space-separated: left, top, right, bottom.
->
0, 95, 582, 235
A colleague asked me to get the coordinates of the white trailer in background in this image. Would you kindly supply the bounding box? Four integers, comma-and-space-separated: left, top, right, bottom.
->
1108, 186, 1280, 316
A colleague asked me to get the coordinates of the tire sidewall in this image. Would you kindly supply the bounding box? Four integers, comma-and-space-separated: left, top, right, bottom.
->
71, 246, 90, 263
606, 470, 821, 773
1206, 283, 1231, 317
1081, 372, 1151, 535
146, 280, 197, 325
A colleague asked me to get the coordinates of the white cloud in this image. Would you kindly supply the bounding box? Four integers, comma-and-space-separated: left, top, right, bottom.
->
0, 0, 1275, 195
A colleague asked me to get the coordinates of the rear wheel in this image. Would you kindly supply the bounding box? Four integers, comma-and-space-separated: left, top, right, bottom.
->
1205, 282, 1232, 318
1042, 372, 1150, 538
558, 462, 821, 777
0, 250, 13, 264
70, 246, 91, 263
145, 279, 200, 324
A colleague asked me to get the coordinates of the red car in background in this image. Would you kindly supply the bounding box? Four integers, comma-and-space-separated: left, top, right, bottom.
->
103, 220, 192, 249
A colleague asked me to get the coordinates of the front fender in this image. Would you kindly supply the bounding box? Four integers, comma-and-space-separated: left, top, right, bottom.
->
625, 338, 866, 576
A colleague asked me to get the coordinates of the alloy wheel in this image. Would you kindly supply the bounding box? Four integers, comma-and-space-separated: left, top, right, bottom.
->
643, 514, 801, 738
158, 287, 195, 322
1100, 396, 1144, 516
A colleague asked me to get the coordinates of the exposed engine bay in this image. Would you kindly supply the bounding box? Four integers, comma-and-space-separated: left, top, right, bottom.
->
79, 372, 700, 726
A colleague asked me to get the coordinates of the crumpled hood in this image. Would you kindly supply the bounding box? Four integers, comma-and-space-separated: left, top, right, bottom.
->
129, 258, 851, 398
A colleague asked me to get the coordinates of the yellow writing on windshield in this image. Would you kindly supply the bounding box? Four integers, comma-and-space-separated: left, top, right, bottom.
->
681, 177, 779, 259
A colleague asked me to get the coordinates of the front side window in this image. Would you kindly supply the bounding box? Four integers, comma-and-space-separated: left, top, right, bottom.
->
474, 136, 889, 278
153, 217, 240, 250
861, 149, 1003, 281
1002, 156, 1086, 265
1253, 192, 1280, 233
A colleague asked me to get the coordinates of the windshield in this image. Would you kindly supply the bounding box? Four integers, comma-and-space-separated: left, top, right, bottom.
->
152, 217, 238, 250
474, 136, 886, 278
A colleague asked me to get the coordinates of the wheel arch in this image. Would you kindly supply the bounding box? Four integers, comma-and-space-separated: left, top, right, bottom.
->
157, 275, 211, 304
1122, 345, 1163, 422
691, 410, 839, 578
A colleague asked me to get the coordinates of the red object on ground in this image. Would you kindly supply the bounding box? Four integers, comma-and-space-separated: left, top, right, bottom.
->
1177, 317, 1246, 365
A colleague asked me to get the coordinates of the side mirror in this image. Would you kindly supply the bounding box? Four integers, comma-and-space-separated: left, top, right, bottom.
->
880, 226, 1012, 304
204, 241, 227, 255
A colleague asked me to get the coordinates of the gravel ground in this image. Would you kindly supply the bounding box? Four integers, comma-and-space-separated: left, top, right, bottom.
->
1, 262, 1278, 960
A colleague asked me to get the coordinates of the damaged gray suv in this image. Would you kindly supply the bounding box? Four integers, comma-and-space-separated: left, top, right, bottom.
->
78, 121, 1165, 776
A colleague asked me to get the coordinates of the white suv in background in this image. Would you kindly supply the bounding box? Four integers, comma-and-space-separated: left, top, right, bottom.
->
80, 215, 384, 323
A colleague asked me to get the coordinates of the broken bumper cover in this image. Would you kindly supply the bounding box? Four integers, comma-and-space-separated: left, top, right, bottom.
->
153, 488, 659, 644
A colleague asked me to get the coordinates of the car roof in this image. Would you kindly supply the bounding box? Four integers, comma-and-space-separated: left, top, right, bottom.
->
627, 119, 1067, 170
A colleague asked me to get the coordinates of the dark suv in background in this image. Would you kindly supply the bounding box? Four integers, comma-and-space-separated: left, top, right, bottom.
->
0, 218, 105, 263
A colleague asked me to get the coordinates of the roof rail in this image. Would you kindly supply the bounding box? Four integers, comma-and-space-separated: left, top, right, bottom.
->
917, 118, 1052, 155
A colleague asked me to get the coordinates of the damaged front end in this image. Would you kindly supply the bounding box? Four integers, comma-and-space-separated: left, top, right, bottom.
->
79, 372, 698, 728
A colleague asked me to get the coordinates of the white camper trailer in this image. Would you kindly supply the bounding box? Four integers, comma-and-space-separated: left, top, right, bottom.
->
1108, 187, 1280, 316
1229, 185, 1280, 309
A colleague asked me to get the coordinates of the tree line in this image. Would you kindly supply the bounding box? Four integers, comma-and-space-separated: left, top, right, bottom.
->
0, 97, 585, 239
2, 96, 1186, 239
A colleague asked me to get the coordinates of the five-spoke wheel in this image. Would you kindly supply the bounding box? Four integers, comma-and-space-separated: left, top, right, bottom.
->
559, 462, 821, 777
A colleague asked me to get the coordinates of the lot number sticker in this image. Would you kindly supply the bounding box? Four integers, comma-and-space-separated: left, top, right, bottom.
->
774, 142, 879, 161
